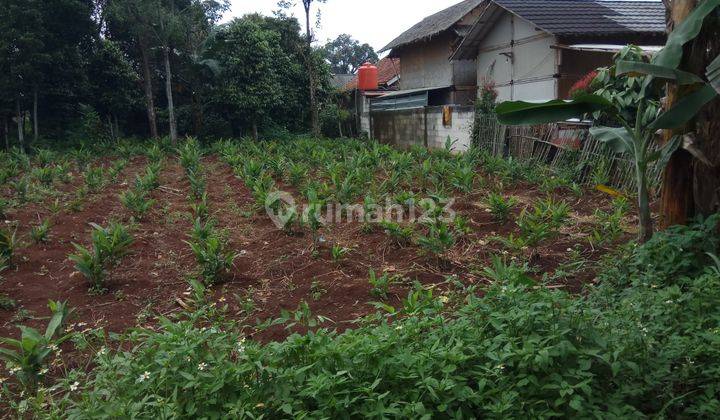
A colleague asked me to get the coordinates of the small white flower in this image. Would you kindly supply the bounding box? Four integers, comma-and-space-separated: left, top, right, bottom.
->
237, 338, 247, 353
138, 371, 151, 382
70, 381, 80, 391
665, 300, 674, 304
566, 248, 573, 252
97, 347, 107, 357
198, 363, 207, 371
395, 325, 403, 331
439, 296, 449, 304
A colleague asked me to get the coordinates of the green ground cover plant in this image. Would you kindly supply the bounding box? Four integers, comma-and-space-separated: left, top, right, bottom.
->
20, 216, 718, 418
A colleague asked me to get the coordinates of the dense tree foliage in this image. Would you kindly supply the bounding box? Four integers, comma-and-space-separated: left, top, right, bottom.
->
0, 0, 335, 147
322, 33, 378, 74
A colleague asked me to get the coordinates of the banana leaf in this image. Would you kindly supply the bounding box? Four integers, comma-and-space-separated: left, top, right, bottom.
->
495, 94, 612, 126
588, 126, 634, 155
649, 84, 718, 130
652, 0, 720, 68
616, 61, 704, 85
708, 54, 720, 94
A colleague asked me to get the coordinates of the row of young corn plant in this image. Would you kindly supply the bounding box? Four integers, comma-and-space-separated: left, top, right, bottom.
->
67, 146, 168, 293
180, 139, 238, 285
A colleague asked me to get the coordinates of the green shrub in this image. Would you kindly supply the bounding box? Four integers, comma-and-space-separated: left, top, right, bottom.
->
45, 218, 720, 418
0, 300, 74, 392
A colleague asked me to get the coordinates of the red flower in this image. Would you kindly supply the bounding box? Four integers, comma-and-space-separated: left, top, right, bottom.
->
569, 70, 598, 98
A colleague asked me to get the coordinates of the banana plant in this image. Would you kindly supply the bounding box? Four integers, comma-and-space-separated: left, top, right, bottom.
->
496, 0, 720, 242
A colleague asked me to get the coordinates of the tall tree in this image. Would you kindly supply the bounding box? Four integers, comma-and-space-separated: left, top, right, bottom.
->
107, 0, 160, 138
322, 34, 378, 74
86, 39, 142, 139
660, 0, 720, 226
297, 0, 327, 137
0, 0, 46, 150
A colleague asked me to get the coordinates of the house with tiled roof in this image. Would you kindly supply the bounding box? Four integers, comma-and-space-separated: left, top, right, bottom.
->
451, 0, 667, 101
372, 0, 486, 110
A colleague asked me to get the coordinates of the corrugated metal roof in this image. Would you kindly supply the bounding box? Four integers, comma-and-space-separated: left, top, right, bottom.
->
378, 0, 484, 53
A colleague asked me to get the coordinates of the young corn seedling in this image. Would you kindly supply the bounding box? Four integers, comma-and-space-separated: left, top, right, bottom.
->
69, 222, 134, 291
0, 225, 18, 264
368, 269, 394, 299
84, 166, 105, 192
535, 196, 571, 228
187, 234, 238, 285
146, 144, 164, 163
120, 189, 155, 219
516, 209, 555, 248
486, 192, 517, 223
186, 168, 206, 199
451, 163, 475, 192
190, 217, 214, 242
135, 166, 161, 192
331, 244, 350, 261
287, 162, 308, 187
178, 139, 202, 173
0, 300, 74, 392
303, 188, 325, 253
10, 178, 29, 202
31, 166, 55, 186
108, 159, 128, 182
30, 219, 51, 244
416, 219, 455, 257
190, 193, 210, 221
380, 220, 414, 247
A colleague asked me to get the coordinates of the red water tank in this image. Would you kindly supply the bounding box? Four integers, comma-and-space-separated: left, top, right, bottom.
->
357, 62, 378, 91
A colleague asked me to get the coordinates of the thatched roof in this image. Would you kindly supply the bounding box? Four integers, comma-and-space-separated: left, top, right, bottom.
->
378, 0, 484, 53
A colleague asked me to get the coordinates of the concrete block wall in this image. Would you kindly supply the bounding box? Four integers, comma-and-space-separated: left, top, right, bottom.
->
371, 106, 474, 153
425, 106, 474, 152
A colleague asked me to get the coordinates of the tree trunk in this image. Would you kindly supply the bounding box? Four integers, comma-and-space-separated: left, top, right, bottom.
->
252, 121, 258, 140
338, 118, 343, 137
191, 91, 203, 135
16, 99, 24, 152
108, 114, 115, 140
659, 0, 696, 228
3, 115, 9, 150
163, 46, 178, 145
139, 40, 159, 139
114, 114, 120, 139
690, 9, 720, 217
660, 0, 720, 225
304, 5, 320, 137
32, 85, 38, 143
